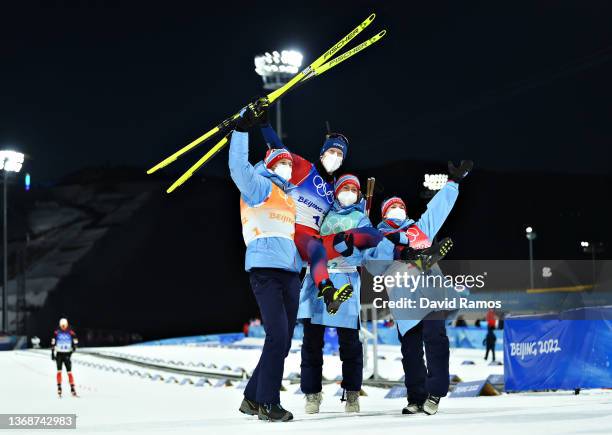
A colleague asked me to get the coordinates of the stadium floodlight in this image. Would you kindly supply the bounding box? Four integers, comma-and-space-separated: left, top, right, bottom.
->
254, 50, 303, 82
254, 49, 303, 140
0, 151, 25, 173
1, 149, 25, 333
525, 226, 533, 234
580, 241, 589, 248
423, 174, 448, 191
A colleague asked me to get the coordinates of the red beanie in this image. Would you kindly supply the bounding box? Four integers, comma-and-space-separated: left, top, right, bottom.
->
264, 148, 293, 169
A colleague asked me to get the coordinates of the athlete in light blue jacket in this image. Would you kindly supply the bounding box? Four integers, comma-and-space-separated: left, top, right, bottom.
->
366, 160, 473, 417
230, 102, 301, 422
297, 174, 369, 414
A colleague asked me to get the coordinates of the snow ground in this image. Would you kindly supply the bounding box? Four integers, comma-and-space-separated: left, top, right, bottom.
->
2, 342, 611, 435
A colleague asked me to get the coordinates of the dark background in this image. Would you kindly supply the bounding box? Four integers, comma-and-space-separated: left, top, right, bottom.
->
1, 1, 611, 341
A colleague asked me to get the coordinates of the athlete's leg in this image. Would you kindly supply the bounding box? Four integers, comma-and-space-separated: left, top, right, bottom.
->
294, 224, 330, 288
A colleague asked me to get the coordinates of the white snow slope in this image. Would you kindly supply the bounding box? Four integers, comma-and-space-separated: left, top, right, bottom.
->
1, 340, 611, 435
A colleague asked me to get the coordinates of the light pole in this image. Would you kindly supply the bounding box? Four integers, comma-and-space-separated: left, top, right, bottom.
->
580, 241, 604, 286
1, 150, 24, 334
254, 50, 303, 140
525, 227, 537, 289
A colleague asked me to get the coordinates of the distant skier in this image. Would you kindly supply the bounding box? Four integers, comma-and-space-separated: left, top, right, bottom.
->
483, 328, 497, 362
260, 120, 384, 311
51, 318, 78, 397
230, 102, 300, 422
365, 160, 472, 416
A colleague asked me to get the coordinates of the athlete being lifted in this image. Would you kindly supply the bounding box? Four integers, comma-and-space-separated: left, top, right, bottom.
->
259, 117, 384, 313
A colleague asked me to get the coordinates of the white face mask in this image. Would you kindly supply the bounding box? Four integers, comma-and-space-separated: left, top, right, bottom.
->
386, 208, 407, 221
321, 153, 343, 174
337, 191, 358, 207
273, 164, 292, 181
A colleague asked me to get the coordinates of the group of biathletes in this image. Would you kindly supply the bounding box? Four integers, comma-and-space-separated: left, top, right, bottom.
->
229, 101, 472, 422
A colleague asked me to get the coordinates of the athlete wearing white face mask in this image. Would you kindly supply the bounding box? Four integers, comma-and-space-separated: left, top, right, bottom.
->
263, 148, 293, 181
298, 173, 377, 414
318, 133, 348, 175
258, 123, 358, 316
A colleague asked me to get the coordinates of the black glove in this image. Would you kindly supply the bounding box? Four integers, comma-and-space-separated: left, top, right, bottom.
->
333, 232, 354, 257
235, 98, 269, 132
399, 246, 418, 262
51, 351, 56, 361
385, 232, 408, 246
448, 160, 473, 183
257, 98, 270, 126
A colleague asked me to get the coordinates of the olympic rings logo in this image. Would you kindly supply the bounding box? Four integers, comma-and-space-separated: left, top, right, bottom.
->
312, 175, 334, 204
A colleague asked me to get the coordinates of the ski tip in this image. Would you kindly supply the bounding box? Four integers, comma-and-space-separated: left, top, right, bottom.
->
366, 13, 376, 23
147, 158, 176, 175
377, 29, 387, 39
146, 163, 165, 175
166, 177, 187, 193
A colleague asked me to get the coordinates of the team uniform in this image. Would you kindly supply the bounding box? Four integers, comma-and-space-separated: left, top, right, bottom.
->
297, 175, 377, 412
229, 119, 301, 421
364, 179, 465, 415
51, 325, 78, 397
261, 125, 383, 290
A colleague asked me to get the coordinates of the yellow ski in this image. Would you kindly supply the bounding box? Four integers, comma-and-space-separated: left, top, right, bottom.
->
165, 29, 387, 193
147, 13, 377, 177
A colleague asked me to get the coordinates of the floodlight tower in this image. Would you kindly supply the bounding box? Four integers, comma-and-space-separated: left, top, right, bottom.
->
580, 241, 605, 286
0, 150, 24, 333
525, 227, 537, 289
254, 50, 303, 140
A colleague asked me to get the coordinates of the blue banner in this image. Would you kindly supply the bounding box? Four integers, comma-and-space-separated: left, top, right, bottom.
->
504, 307, 612, 391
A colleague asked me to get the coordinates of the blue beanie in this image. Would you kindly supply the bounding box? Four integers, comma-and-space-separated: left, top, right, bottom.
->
320, 133, 349, 158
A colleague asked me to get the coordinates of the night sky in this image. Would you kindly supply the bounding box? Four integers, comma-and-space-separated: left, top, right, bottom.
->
2, 1, 612, 183
3, 1, 612, 340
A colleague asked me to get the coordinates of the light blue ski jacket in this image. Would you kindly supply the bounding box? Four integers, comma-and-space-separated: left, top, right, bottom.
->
228, 131, 302, 273
297, 199, 370, 329
364, 181, 462, 335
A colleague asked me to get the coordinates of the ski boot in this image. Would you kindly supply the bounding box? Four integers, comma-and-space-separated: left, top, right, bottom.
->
57, 385, 62, 398
317, 280, 353, 315
402, 399, 423, 414
344, 390, 360, 413
422, 395, 440, 415
304, 392, 322, 414
70, 385, 78, 397
258, 403, 293, 422
401, 237, 454, 272
239, 397, 259, 416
